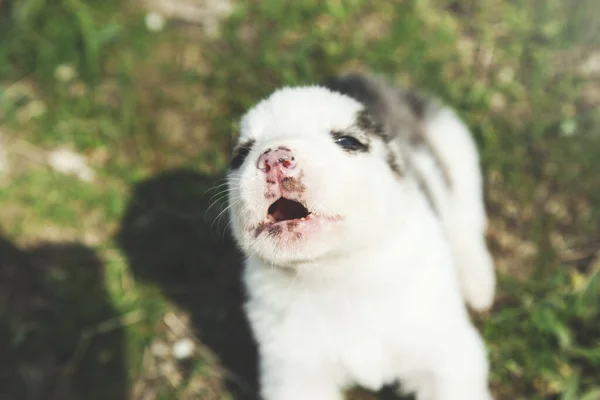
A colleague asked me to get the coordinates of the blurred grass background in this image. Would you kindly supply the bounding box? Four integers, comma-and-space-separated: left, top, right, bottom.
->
0, 0, 599, 399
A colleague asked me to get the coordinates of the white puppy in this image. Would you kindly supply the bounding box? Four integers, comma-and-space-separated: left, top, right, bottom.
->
226, 74, 496, 400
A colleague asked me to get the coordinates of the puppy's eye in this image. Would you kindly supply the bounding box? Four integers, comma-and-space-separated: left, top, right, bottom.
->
334, 135, 368, 152
230, 140, 254, 169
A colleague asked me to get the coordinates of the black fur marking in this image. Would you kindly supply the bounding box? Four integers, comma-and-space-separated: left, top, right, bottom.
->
325, 74, 453, 189
324, 74, 383, 111
230, 139, 255, 170
402, 90, 429, 120
386, 150, 404, 177
325, 75, 390, 141
325, 74, 424, 140
424, 141, 453, 187
356, 109, 387, 140
414, 171, 439, 216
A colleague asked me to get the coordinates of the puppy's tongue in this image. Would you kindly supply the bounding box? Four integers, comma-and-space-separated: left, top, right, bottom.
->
271, 207, 286, 222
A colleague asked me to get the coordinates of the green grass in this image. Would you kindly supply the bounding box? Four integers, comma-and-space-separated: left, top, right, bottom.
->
1, 0, 599, 399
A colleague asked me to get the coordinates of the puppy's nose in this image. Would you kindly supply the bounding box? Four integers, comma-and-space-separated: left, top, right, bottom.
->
257, 147, 297, 173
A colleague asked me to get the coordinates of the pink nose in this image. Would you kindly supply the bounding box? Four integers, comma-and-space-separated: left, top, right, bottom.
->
257, 146, 297, 173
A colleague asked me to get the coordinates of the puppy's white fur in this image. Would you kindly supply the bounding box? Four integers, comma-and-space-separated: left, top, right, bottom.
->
227, 82, 495, 399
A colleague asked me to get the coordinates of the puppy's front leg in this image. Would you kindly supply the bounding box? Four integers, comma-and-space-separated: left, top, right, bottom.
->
259, 361, 342, 400
423, 326, 493, 400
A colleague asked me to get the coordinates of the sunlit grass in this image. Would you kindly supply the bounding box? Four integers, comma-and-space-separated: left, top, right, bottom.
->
1, 0, 599, 399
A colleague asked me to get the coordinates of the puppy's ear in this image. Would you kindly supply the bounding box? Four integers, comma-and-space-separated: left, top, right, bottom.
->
323, 74, 378, 107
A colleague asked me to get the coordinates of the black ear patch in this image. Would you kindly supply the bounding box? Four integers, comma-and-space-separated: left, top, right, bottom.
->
324, 74, 380, 108
230, 139, 255, 169
402, 90, 429, 120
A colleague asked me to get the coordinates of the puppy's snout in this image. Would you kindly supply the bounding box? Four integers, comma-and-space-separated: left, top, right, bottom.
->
257, 147, 297, 173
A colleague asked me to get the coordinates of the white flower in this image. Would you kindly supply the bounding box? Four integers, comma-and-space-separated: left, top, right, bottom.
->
172, 338, 195, 360
145, 12, 165, 32
47, 148, 95, 182
55, 64, 77, 83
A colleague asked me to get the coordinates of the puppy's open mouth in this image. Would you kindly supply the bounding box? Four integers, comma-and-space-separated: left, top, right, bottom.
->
253, 197, 339, 239
267, 198, 311, 222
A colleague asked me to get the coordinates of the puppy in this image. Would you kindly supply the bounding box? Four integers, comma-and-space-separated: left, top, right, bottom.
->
226, 74, 496, 400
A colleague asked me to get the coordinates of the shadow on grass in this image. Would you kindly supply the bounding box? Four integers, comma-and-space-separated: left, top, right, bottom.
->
0, 237, 127, 400
116, 168, 259, 399
116, 168, 412, 400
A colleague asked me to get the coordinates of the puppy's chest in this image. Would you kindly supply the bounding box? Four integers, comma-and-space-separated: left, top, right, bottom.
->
272, 279, 404, 387
323, 295, 399, 388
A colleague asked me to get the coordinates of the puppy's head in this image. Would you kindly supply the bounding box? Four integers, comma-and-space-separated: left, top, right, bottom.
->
227, 86, 407, 266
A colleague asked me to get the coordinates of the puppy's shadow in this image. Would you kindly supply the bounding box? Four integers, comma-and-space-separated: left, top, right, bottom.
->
0, 237, 127, 400
116, 168, 411, 400
116, 168, 259, 399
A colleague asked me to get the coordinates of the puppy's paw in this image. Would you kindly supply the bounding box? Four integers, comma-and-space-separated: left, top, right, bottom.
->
462, 261, 496, 312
